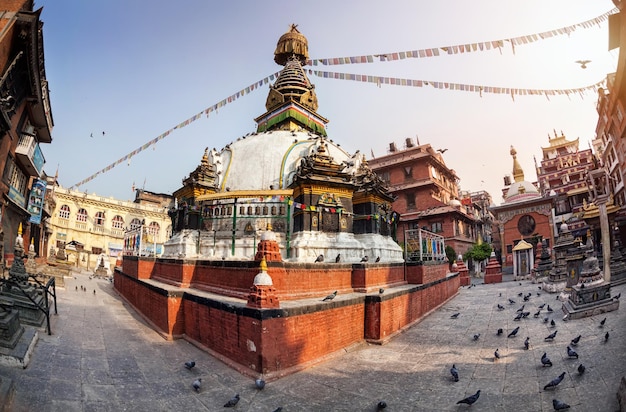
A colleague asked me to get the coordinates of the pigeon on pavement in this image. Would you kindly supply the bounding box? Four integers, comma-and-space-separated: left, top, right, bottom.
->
377, 400, 387, 410
508, 298, 516, 304
184, 361, 196, 370
544, 317, 550, 323
224, 394, 240, 407
473, 333, 480, 341
323, 291, 337, 301
524, 337, 530, 350
255, 379, 266, 389
533, 310, 541, 318
450, 312, 460, 319
550, 319, 556, 327
497, 304, 505, 310
566, 346, 578, 359
494, 348, 500, 360
600, 317, 606, 327
577, 364, 585, 375
450, 364, 459, 382
456, 390, 481, 406
547, 305, 554, 312
605, 331, 610, 342
508, 326, 520, 338
553, 399, 571, 410
570, 335, 581, 346
516, 305, 525, 313
545, 330, 558, 341
541, 352, 553, 367
192, 378, 202, 392
513, 313, 523, 321
497, 328, 503, 336
538, 303, 546, 309
544, 372, 566, 390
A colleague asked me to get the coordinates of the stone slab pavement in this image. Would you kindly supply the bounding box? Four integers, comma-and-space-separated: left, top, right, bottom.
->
0, 271, 624, 411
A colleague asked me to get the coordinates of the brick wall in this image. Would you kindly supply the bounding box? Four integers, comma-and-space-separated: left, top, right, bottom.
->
365, 274, 459, 342
405, 262, 448, 284
351, 263, 405, 292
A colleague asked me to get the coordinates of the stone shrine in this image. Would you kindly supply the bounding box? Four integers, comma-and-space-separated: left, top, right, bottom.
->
563, 246, 619, 319
532, 240, 552, 284
543, 222, 577, 293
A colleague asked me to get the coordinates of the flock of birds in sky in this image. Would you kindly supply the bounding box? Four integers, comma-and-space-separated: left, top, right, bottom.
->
447, 282, 620, 410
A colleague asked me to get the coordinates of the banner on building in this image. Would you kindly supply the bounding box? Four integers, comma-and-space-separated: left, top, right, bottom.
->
28, 179, 46, 224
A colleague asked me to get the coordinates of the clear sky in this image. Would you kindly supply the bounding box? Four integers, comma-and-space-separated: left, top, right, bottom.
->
36, 0, 619, 206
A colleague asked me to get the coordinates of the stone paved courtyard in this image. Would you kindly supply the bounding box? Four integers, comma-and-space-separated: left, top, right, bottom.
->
0, 272, 624, 411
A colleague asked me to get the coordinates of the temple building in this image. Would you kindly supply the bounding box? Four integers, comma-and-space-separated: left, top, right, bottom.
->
535, 130, 596, 236
163, 24, 402, 263
491, 146, 555, 276
115, 25, 459, 379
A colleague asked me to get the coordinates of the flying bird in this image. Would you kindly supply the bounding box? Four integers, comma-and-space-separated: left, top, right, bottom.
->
335, 253, 341, 263
545, 330, 558, 341
577, 364, 585, 375
314, 254, 324, 263
360, 255, 369, 262
543, 372, 566, 390
600, 317, 606, 327
553, 399, 571, 410
575, 59, 591, 69
456, 390, 481, 406
450, 312, 460, 319
541, 352, 553, 367
508, 326, 520, 338
437, 148, 448, 154
224, 394, 240, 407
184, 361, 196, 370
323, 291, 338, 301
192, 378, 202, 392
255, 379, 266, 390
497, 328, 503, 336
494, 348, 500, 360
524, 337, 530, 350
450, 364, 459, 382
566, 346, 578, 359
570, 335, 581, 346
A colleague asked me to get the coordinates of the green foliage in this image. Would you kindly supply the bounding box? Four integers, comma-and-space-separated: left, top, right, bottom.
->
445, 245, 457, 264
463, 242, 492, 262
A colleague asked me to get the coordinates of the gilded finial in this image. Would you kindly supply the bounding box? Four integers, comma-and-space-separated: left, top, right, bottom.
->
266, 223, 273, 231
260, 256, 268, 272
18, 222, 22, 235
201, 147, 208, 165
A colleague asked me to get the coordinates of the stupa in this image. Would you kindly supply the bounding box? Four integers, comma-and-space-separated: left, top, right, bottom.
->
163, 23, 402, 263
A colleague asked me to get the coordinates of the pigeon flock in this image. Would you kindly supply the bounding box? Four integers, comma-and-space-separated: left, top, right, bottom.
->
445, 282, 620, 410
175, 281, 619, 410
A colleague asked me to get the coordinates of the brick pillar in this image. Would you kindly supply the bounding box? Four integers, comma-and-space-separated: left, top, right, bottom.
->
247, 257, 280, 308
456, 254, 470, 286
254, 225, 283, 262
484, 252, 503, 284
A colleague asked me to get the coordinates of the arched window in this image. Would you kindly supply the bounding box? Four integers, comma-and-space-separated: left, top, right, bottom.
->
130, 218, 142, 230
112, 215, 124, 229
59, 205, 70, 219
94, 211, 105, 226
148, 222, 160, 236
76, 208, 88, 222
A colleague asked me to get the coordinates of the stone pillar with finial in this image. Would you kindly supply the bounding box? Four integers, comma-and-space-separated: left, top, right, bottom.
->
456, 254, 470, 286
247, 257, 280, 309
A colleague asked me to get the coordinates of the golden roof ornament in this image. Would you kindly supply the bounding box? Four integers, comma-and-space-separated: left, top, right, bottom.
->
274, 24, 309, 66
201, 147, 208, 166
510, 145, 524, 183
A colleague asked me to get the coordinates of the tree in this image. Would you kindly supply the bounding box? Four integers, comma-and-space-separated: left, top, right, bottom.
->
445, 245, 457, 265
463, 242, 492, 262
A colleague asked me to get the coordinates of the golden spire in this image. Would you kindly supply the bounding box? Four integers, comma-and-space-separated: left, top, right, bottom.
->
274, 24, 309, 66
259, 256, 268, 272
18, 222, 22, 235
201, 147, 208, 166
510, 146, 524, 183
